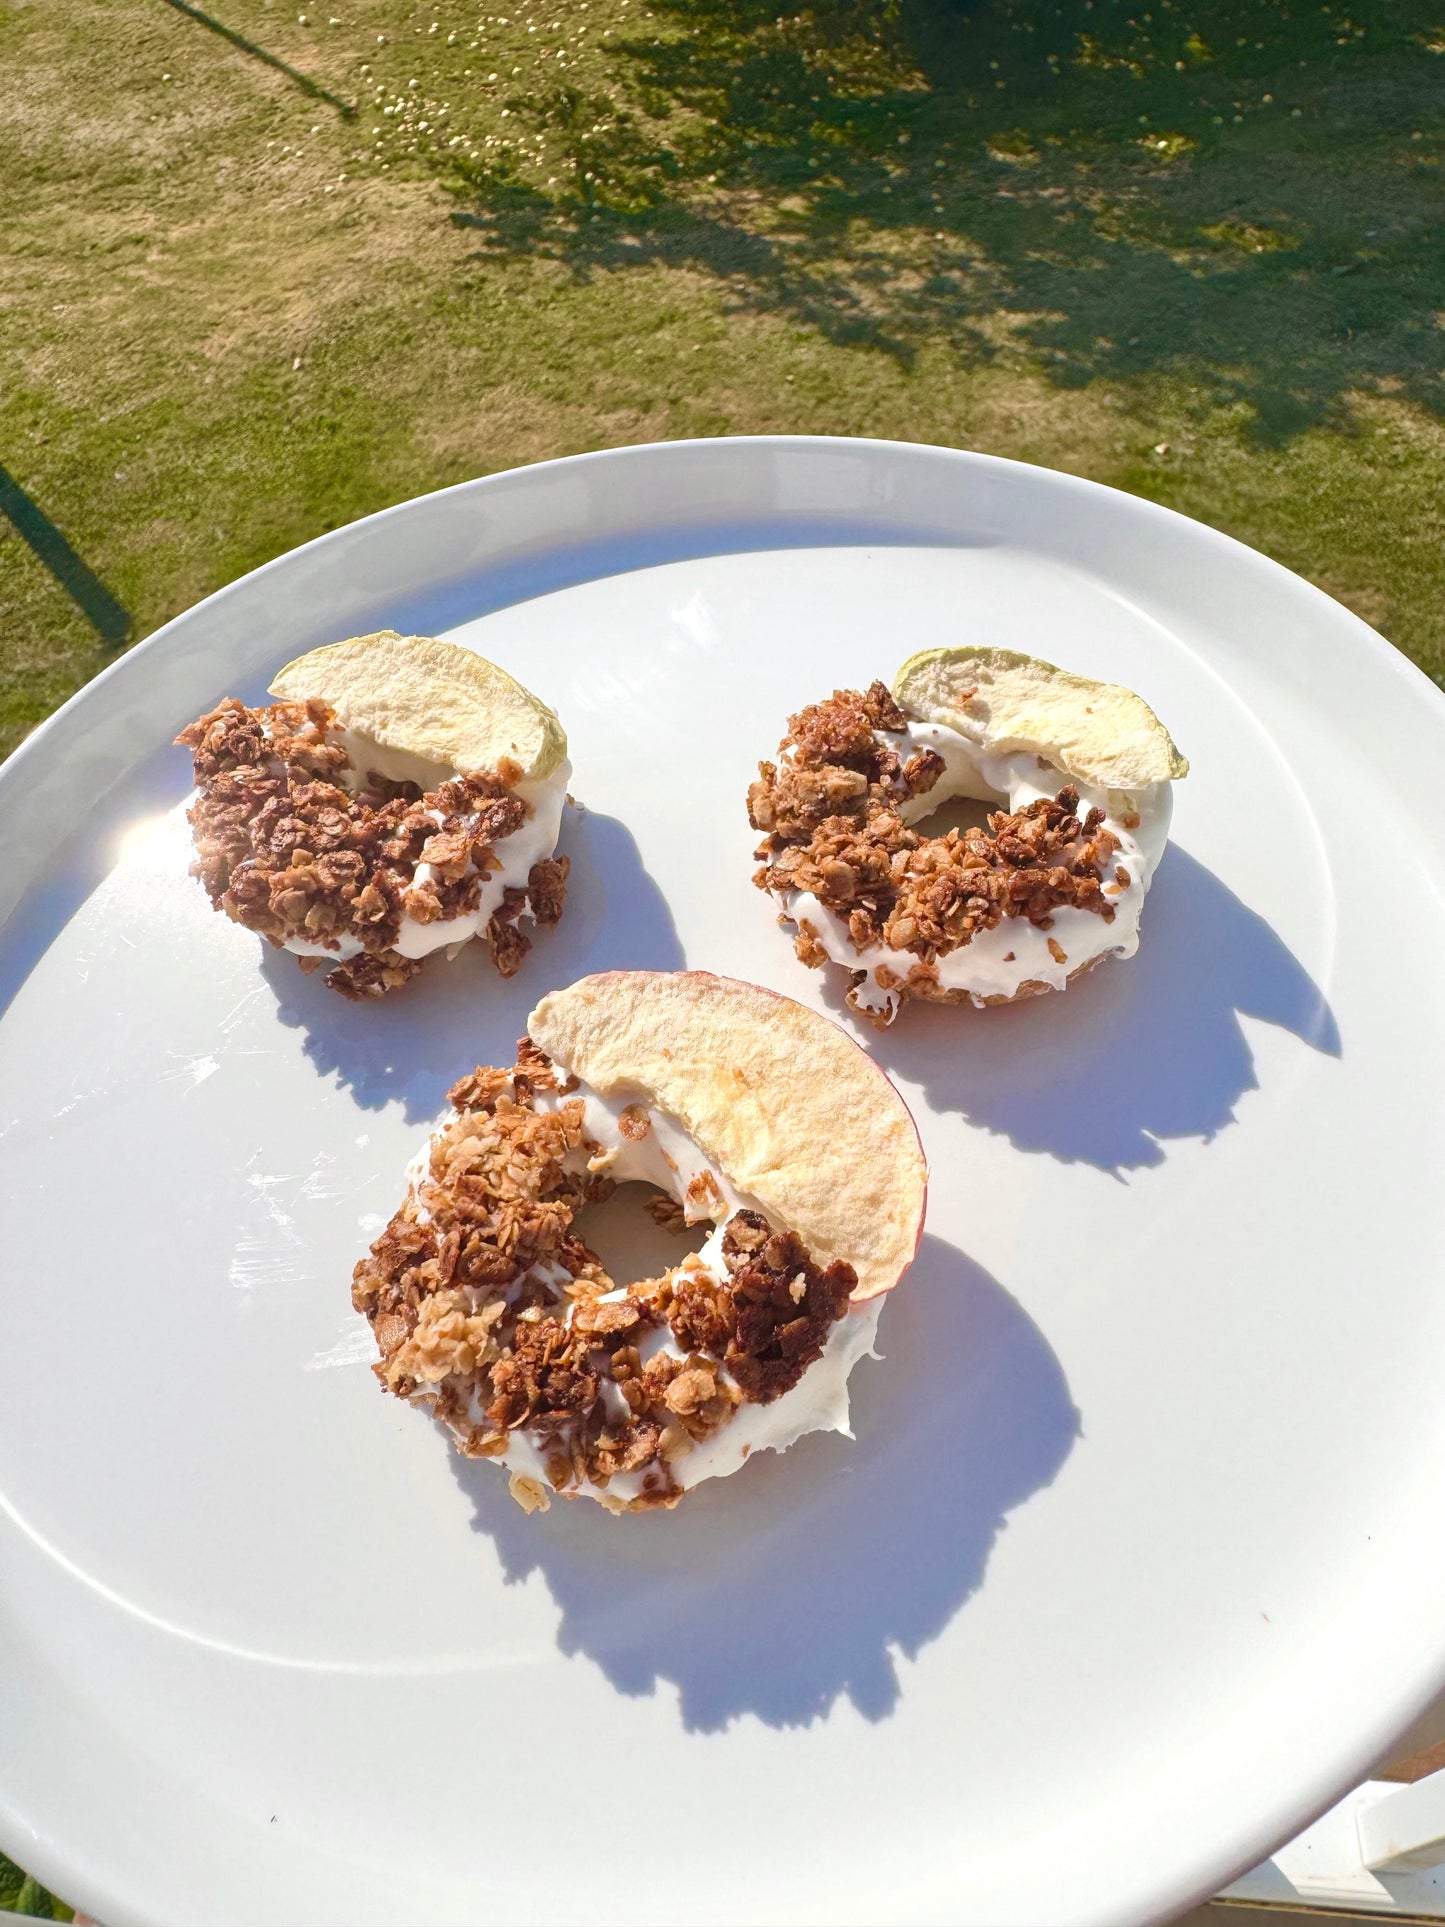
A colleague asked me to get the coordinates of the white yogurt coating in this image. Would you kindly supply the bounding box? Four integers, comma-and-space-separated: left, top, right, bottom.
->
408, 1079, 885, 1510
279, 718, 571, 967
777, 717, 1172, 1019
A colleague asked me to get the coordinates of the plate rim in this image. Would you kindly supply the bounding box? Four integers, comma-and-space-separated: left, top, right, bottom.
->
5, 434, 1442, 808
2, 433, 1444, 1927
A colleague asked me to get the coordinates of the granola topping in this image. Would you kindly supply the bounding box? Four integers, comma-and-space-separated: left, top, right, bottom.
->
748, 682, 1172, 1022
176, 697, 569, 998
352, 1045, 874, 1512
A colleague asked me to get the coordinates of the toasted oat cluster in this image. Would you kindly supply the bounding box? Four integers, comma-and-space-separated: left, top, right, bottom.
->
351, 1043, 857, 1512
749, 681, 1123, 996
176, 697, 567, 999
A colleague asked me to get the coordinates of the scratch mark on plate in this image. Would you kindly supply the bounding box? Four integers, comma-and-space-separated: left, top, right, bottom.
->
161, 1052, 220, 1091
228, 1157, 308, 1288
304, 1323, 376, 1371
299, 1153, 342, 1202
217, 985, 265, 1035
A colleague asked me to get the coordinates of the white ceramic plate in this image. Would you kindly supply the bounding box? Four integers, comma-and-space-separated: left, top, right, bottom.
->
2, 439, 1443, 1927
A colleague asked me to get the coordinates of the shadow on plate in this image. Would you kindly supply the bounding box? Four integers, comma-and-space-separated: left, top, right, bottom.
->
858, 847, 1340, 1177
449, 1233, 1078, 1732
262, 806, 684, 1123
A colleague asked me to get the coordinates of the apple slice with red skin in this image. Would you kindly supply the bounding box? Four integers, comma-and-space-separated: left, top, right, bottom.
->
528, 970, 927, 1301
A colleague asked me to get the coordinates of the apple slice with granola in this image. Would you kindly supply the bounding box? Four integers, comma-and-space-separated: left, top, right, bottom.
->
352, 971, 929, 1513
750, 645, 1188, 1024
176, 631, 570, 998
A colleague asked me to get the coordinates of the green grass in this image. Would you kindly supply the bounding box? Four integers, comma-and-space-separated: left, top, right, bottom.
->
1, 0, 1442, 760
0, 1852, 70, 1920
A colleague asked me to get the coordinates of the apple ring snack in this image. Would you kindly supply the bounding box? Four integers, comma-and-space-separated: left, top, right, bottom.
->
749, 646, 1188, 1025
351, 971, 928, 1514
176, 631, 570, 999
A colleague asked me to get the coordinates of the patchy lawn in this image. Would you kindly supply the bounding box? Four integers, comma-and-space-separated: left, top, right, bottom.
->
1, 0, 1441, 760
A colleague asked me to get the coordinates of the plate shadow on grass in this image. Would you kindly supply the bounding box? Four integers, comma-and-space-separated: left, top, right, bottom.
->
450, 1233, 1078, 1733
861, 846, 1340, 1176
261, 805, 683, 1123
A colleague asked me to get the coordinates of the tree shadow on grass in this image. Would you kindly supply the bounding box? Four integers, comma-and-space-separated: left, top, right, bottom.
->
448, 0, 1445, 442
451, 1233, 1078, 1731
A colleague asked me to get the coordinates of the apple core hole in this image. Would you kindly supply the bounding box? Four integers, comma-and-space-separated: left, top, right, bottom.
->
569, 1180, 709, 1291
909, 791, 1001, 840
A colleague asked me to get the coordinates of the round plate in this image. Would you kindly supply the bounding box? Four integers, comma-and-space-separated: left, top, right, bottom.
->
2, 439, 1443, 1927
